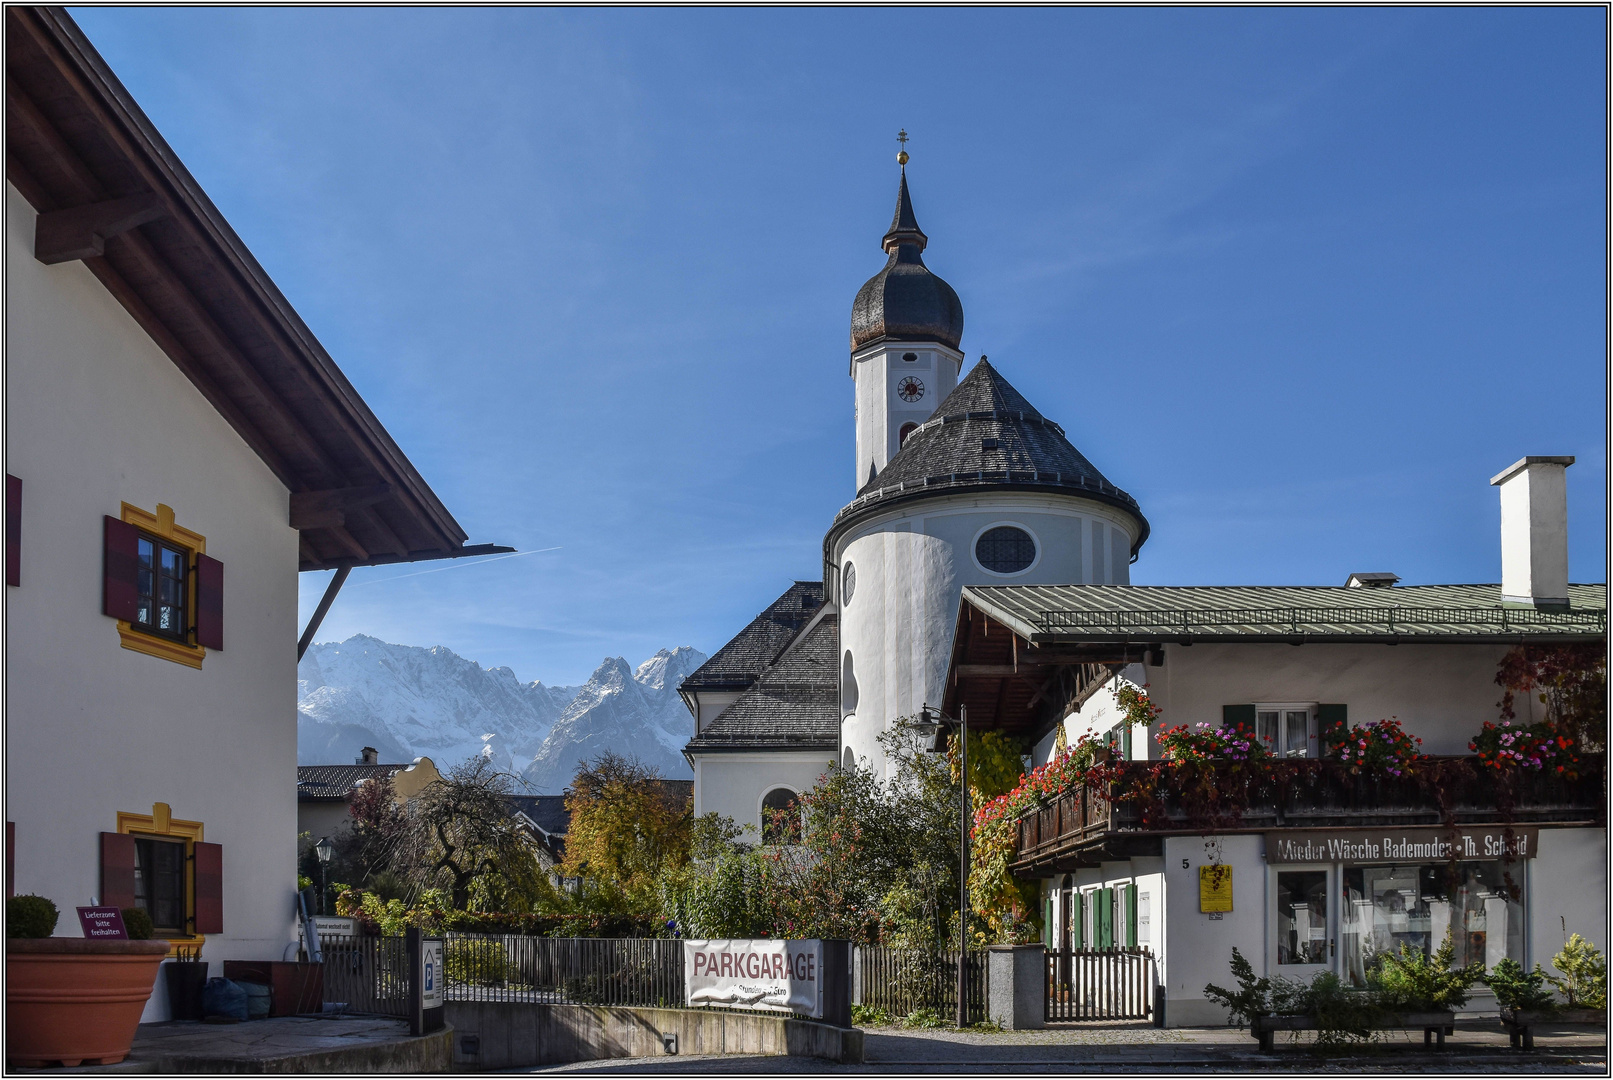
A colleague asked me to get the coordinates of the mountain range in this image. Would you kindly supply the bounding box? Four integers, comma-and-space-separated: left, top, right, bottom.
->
297, 635, 707, 792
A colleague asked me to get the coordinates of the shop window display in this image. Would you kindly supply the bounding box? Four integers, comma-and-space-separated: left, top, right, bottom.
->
1340, 862, 1523, 987
1276, 870, 1329, 964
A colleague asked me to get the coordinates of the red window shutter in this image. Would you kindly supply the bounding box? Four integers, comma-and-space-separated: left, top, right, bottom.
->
100, 832, 137, 910
6, 475, 19, 587
103, 516, 139, 621
193, 841, 223, 934
195, 554, 223, 651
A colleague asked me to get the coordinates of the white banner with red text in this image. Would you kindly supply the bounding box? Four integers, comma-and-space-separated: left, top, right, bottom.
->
683, 938, 823, 1018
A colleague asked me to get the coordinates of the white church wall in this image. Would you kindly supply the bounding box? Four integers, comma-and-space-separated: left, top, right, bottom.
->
691, 752, 840, 834
4, 182, 300, 1017
836, 492, 1140, 776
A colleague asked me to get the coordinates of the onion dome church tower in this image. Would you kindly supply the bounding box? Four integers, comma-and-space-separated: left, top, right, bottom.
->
829, 157, 1151, 777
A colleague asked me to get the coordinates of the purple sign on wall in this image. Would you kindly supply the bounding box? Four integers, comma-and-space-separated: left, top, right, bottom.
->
76, 907, 128, 940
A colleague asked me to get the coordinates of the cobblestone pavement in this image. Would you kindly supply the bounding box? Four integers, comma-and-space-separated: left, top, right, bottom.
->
526, 1019, 1607, 1074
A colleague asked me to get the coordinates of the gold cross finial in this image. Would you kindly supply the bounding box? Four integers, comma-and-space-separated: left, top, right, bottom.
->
896, 129, 909, 167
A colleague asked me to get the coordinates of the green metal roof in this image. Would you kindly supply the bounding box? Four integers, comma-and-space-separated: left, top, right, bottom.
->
962, 583, 1608, 644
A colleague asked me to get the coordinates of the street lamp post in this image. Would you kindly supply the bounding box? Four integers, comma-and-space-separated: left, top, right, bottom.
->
908, 702, 971, 1028
313, 835, 334, 916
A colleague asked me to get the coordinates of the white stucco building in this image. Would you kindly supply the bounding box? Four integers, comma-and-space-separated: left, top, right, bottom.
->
4, 8, 502, 1021
943, 458, 1604, 1025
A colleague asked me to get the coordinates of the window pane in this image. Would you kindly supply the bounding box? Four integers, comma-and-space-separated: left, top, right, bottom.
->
1276, 870, 1329, 964
138, 538, 154, 567
1256, 711, 1279, 749
1285, 711, 1309, 757
160, 547, 183, 576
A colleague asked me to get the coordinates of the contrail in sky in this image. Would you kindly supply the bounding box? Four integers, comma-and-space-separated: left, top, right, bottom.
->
344, 547, 560, 588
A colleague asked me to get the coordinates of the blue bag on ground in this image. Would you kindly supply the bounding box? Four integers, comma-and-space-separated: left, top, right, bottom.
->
202, 977, 249, 1021
242, 981, 272, 1020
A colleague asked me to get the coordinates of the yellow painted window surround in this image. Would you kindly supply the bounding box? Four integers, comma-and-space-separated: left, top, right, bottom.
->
117, 802, 204, 954
117, 503, 207, 669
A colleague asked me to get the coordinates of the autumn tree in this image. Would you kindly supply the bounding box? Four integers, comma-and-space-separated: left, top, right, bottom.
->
560, 752, 693, 909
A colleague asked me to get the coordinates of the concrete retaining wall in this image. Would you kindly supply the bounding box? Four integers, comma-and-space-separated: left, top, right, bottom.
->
444, 1002, 862, 1070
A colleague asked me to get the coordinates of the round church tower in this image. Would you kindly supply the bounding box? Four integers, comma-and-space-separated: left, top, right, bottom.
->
830, 163, 1150, 777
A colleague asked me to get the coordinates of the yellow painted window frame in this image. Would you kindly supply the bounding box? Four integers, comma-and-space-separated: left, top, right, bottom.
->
117, 801, 205, 953
117, 503, 207, 669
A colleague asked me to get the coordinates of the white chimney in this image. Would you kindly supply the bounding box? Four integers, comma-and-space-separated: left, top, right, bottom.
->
1490, 456, 1574, 609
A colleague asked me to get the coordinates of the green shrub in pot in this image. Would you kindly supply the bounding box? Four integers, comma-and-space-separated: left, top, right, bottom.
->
120, 908, 154, 941
7, 895, 59, 939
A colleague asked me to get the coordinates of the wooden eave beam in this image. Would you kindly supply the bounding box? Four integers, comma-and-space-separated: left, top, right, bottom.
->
289, 484, 392, 530
34, 191, 164, 263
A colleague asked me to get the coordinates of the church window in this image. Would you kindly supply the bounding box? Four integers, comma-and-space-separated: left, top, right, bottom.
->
975, 525, 1036, 575
842, 747, 855, 770
842, 562, 856, 604
898, 423, 918, 446
841, 651, 858, 713
902, 352, 917, 362
761, 787, 803, 844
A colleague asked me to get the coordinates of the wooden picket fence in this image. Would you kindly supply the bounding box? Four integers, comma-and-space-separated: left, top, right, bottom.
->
1045, 946, 1156, 1021
855, 946, 987, 1023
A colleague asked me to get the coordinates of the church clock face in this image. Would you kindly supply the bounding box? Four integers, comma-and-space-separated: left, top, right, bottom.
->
897, 376, 925, 403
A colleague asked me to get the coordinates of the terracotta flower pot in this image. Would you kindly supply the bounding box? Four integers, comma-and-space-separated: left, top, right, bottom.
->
6, 938, 170, 1067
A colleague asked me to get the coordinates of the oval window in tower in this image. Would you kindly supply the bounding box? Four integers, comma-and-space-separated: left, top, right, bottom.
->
975, 525, 1037, 575
841, 651, 859, 713
842, 562, 856, 605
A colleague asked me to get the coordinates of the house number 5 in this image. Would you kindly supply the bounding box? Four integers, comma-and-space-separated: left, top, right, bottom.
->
1182, 859, 1189, 869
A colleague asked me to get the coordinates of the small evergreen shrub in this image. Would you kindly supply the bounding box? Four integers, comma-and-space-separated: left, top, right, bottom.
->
850, 1004, 893, 1027
1548, 935, 1607, 1010
122, 907, 155, 940
1486, 958, 1557, 1013
1368, 933, 1480, 1012
7, 894, 59, 939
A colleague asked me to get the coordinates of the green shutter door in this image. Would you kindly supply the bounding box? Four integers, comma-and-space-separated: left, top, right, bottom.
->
1125, 883, 1138, 947
1096, 888, 1114, 948
1316, 703, 1348, 753
1045, 897, 1054, 947
1222, 704, 1256, 731
1072, 892, 1085, 949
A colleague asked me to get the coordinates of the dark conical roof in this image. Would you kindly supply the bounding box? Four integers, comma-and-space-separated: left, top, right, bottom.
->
850, 169, 964, 352
828, 359, 1149, 551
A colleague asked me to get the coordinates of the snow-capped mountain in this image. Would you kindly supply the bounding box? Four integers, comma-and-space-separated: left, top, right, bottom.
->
521, 647, 707, 793
296, 635, 705, 790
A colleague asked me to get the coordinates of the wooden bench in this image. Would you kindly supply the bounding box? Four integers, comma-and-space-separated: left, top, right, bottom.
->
1498, 1007, 1606, 1050
1250, 1012, 1455, 1052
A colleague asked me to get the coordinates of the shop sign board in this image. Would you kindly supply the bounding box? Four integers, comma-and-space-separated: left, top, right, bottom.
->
684, 938, 823, 1018
76, 906, 127, 939
420, 938, 443, 1010
1198, 866, 1233, 912
1265, 826, 1539, 864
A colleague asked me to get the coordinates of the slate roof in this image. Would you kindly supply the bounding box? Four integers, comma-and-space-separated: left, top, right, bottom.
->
679, 581, 826, 692
850, 170, 964, 351
961, 583, 1609, 644
297, 764, 412, 802
507, 794, 570, 837
685, 614, 840, 753
827, 360, 1149, 550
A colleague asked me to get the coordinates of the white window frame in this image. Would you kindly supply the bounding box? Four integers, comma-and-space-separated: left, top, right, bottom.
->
1254, 702, 1319, 759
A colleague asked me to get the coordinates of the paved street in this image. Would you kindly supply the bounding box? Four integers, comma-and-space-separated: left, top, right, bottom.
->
525, 1019, 1607, 1073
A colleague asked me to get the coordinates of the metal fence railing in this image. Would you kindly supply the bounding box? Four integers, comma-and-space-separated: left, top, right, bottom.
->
1046, 946, 1155, 1021
439, 933, 685, 1006
855, 947, 986, 1023
319, 935, 410, 1017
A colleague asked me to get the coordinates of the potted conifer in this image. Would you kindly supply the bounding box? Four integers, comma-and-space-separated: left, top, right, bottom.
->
6, 895, 170, 1067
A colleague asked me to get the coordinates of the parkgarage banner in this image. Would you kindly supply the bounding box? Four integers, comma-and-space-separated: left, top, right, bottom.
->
683, 939, 822, 1018
1265, 825, 1539, 864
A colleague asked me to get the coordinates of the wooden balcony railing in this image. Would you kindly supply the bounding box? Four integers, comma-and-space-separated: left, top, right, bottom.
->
1013, 755, 1604, 872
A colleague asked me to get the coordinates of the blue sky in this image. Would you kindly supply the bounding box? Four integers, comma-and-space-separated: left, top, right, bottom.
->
73, 7, 1607, 686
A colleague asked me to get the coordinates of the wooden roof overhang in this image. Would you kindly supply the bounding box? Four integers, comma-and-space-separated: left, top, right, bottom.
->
6, 7, 509, 571
939, 594, 1157, 750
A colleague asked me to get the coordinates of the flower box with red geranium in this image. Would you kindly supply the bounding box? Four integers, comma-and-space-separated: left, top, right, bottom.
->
1325, 717, 1423, 778
1155, 721, 1270, 764
1469, 720, 1578, 777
